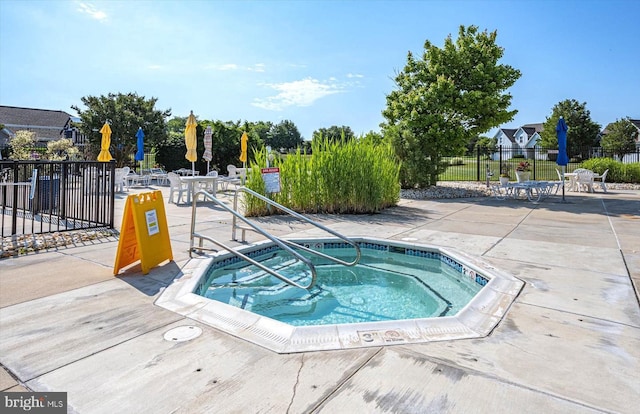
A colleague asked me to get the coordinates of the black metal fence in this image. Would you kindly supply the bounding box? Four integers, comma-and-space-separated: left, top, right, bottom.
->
439, 146, 640, 182
1, 160, 116, 238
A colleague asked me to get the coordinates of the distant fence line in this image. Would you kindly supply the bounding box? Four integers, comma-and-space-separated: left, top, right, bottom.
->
1, 160, 115, 239
439, 146, 640, 182
1, 146, 639, 238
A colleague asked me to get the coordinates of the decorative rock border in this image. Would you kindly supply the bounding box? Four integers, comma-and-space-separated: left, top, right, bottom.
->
401, 181, 639, 200
1, 229, 119, 258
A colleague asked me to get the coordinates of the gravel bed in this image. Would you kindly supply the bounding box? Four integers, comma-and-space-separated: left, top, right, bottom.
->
401, 182, 493, 199
401, 181, 640, 200
1, 229, 118, 259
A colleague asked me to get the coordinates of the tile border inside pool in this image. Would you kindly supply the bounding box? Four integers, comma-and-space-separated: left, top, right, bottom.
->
155, 237, 525, 353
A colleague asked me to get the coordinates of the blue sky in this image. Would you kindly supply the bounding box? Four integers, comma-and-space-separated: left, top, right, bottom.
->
1, 0, 638, 140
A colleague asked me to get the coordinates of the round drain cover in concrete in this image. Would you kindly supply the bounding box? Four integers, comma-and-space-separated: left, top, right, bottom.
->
163, 326, 202, 342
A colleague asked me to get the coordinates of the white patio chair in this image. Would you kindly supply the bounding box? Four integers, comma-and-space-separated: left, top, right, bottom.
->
167, 172, 188, 204
113, 167, 129, 192
593, 169, 609, 193
553, 168, 572, 195
218, 165, 242, 191
575, 169, 594, 193
198, 170, 218, 193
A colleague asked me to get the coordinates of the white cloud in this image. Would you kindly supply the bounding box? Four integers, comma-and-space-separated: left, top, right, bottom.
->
347, 73, 364, 78
217, 64, 238, 71
252, 77, 344, 111
213, 63, 265, 72
248, 63, 265, 72
76, 2, 108, 21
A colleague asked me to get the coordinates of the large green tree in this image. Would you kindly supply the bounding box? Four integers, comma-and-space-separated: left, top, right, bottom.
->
72, 92, 171, 167
600, 117, 638, 160
266, 120, 303, 151
473, 136, 497, 159
157, 117, 288, 173
312, 125, 355, 144
251, 121, 274, 147
194, 120, 243, 174
382, 25, 521, 187
360, 130, 384, 146
156, 116, 198, 172
539, 99, 601, 158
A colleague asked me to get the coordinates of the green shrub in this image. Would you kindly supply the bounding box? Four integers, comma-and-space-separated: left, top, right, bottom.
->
580, 158, 640, 183
244, 138, 400, 216
449, 157, 464, 166
622, 163, 640, 183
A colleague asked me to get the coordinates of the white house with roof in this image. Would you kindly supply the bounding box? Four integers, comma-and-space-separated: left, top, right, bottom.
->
492, 123, 543, 160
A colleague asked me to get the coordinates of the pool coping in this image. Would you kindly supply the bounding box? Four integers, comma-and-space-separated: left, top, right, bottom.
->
155, 237, 525, 353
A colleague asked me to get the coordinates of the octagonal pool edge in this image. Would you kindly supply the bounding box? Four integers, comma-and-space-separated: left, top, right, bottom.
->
155, 237, 525, 353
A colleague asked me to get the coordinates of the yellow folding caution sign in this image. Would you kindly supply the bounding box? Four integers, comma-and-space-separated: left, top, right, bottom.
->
114, 190, 173, 275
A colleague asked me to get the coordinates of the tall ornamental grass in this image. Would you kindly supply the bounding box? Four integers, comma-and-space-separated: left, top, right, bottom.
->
244, 138, 400, 216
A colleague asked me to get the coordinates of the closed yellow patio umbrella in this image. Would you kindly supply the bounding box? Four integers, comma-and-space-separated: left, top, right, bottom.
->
185, 111, 198, 175
97, 122, 113, 162
239, 131, 248, 168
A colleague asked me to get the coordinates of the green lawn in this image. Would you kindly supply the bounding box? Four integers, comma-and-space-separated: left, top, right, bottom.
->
439, 156, 566, 182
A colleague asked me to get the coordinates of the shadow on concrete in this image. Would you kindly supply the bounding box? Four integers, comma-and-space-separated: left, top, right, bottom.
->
116, 260, 183, 297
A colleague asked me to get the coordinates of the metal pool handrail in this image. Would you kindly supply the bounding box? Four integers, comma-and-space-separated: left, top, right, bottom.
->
231, 187, 361, 268
189, 189, 316, 289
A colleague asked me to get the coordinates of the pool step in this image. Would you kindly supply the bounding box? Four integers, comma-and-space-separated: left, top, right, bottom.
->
209, 256, 309, 287
235, 273, 316, 306
229, 263, 332, 314
246, 286, 332, 316
207, 259, 318, 309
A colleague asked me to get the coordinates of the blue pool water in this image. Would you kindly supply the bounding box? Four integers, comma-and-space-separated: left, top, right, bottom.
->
196, 244, 484, 326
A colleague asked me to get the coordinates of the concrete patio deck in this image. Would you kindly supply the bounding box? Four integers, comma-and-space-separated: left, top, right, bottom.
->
1, 185, 639, 413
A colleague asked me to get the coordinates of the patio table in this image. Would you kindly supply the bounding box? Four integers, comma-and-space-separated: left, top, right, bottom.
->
492, 181, 559, 202
181, 175, 217, 203
564, 173, 578, 191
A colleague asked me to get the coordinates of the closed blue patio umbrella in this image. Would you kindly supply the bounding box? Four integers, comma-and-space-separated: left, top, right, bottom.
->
556, 117, 569, 202
135, 127, 145, 173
